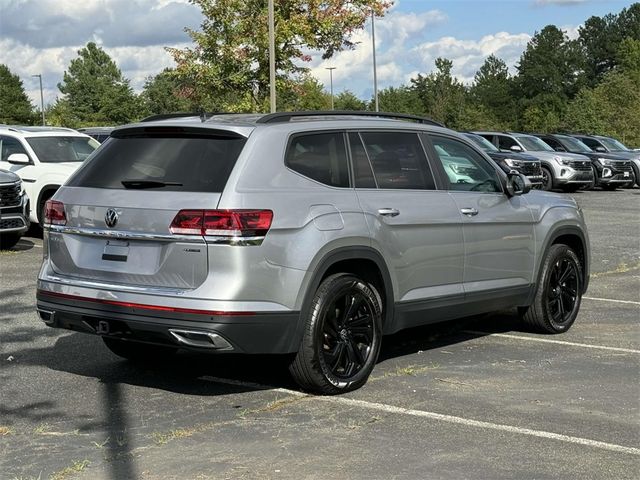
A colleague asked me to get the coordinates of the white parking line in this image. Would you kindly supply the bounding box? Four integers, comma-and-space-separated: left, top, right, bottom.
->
462, 330, 640, 354
583, 296, 640, 306
203, 376, 640, 456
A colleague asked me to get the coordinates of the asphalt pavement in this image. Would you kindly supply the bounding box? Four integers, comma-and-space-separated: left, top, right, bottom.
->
0, 188, 638, 480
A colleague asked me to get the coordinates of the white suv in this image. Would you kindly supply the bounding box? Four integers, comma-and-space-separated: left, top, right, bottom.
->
0, 126, 100, 224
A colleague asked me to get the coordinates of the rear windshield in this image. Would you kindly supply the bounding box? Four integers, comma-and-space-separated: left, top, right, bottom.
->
27, 136, 99, 163
67, 133, 246, 192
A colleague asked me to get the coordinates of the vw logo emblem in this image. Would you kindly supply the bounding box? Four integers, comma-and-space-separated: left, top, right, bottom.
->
105, 208, 119, 228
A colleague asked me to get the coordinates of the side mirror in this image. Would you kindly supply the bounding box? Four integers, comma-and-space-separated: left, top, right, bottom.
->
509, 145, 523, 152
505, 172, 531, 197
7, 153, 30, 165
594, 146, 606, 153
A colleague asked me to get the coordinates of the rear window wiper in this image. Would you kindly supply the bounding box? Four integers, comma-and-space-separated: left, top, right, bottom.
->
121, 179, 183, 189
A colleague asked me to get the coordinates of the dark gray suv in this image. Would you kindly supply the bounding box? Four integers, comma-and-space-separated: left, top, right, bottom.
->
37, 112, 590, 394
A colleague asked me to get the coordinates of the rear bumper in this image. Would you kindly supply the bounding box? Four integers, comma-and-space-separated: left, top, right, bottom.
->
36, 290, 301, 354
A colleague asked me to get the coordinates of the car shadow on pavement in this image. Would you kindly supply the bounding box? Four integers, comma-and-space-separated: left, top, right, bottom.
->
377, 309, 524, 363
1, 308, 529, 480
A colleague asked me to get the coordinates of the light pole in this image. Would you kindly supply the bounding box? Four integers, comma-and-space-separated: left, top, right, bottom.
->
32, 74, 45, 125
268, 0, 276, 113
325, 67, 336, 110
371, 9, 379, 112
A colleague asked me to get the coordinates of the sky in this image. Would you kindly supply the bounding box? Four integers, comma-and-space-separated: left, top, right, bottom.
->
0, 0, 632, 109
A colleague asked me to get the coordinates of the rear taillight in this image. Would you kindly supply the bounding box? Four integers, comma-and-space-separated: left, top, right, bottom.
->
44, 200, 66, 226
170, 210, 273, 237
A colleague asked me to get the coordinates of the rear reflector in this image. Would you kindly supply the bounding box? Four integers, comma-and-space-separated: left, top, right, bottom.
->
170, 209, 273, 236
37, 290, 254, 316
44, 200, 66, 226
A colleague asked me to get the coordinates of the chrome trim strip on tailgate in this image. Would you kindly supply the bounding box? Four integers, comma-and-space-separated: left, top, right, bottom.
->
40, 274, 190, 295
48, 225, 202, 243
48, 225, 266, 245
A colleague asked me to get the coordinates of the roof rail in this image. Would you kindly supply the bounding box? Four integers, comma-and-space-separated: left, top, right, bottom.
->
255, 110, 445, 127
0, 125, 76, 133
140, 112, 225, 123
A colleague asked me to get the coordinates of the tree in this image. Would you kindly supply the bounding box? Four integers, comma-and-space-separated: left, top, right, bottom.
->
565, 39, 640, 146
141, 68, 194, 116
376, 86, 422, 115
579, 3, 640, 85
334, 90, 367, 110
0, 64, 35, 124
470, 55, 515, 127
278, 75, 331, 111
168, 0, 392, 111
516, 25, 583, 101
514, 25, 583, 129
411, 58, 467, 128
54, 42, 141, 126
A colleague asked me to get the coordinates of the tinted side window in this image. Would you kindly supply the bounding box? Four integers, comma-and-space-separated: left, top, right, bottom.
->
0, 136, 28, 162
286, 132, 349, 187
359, 132, 435, 190
543, 137, 564, 151
349, 133, 376, 188
430, 135, 501, 193
581, 138, 601, 150
497, 135, 518, 150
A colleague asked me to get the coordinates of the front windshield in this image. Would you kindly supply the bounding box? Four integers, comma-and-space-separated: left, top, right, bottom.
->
599, 137, 629, 152
26, 136, 99, 163
557, 135, 592, 153
463, 133, 498, 152
515, 135, 554, 152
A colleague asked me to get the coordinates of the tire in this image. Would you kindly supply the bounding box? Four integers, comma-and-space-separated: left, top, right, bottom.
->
582, 165, 597, 191
520, 244, 582, 334
0, 232, 22, 250
632, 164, 640, 188
102, 337, 177, 362
541, 167, 553, 191
289, 273, 383, 394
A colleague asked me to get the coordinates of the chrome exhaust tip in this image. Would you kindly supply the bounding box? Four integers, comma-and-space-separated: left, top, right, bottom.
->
168, 329, 233, 350
37, 308, 55, 325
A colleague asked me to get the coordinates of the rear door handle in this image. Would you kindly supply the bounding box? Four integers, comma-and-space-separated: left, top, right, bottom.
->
378, 208, 400, 217
460, 208, 478, 216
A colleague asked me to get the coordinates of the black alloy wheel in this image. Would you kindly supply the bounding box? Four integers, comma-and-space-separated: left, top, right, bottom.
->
320, 287, 376, 379
290, 273, 382, 394
520, 244, 582, 333
545, 256, 580, 328
541, 167, 553, 191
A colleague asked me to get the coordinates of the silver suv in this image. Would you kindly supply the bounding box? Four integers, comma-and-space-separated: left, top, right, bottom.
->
475, 131, 594, 192
37, 112, 590, 394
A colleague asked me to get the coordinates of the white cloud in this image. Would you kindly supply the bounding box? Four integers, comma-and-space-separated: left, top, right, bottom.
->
0, 37, 185, 107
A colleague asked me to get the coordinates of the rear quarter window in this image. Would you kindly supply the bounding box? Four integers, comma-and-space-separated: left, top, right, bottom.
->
285, 132, 349, 187
67, 132, 246, 192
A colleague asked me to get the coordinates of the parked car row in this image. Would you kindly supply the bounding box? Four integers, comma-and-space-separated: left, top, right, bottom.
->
0, 118, 636, 253
472, 131, 638, 192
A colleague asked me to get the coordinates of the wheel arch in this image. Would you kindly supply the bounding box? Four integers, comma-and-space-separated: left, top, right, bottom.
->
539, 226, 589, 295
293, 247, 395, 345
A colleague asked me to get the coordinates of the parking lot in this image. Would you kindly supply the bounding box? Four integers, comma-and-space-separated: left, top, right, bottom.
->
0, 188, 638, 480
